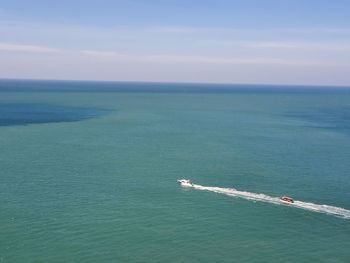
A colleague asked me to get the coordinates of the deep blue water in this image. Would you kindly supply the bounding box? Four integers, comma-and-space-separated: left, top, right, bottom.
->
285, 106, 350, 134
0, 79, 350, 262
0, 103, 108, 126
1, 78, 350, 93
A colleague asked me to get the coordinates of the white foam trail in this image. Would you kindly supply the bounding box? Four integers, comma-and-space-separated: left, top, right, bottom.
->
191, 184, 350, 219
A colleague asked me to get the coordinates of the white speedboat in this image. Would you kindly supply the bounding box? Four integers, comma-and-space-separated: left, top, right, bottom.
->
177, 179, 194, 187
280, 196, 294, 204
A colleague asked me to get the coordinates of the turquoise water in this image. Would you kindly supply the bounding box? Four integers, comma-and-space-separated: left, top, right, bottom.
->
1, 80, 350, 262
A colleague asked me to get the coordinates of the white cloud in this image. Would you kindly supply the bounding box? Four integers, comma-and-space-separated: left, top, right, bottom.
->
80, 49, 315, 66
1, 41, 349, 85
248, 42, 350, 51
147, 26, 203, 33
80, 50, 129, 58
0, 42, 61, 53
0, 44, 317, 66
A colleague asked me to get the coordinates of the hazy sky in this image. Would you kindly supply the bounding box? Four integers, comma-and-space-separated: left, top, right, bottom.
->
1, 0, 350, 86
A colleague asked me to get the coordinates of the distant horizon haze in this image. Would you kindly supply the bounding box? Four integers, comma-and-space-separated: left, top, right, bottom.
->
1, 1, 350, 86
1, 78, 350, 91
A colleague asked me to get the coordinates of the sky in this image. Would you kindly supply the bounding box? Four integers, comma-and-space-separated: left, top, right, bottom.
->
0, 0, 350, 86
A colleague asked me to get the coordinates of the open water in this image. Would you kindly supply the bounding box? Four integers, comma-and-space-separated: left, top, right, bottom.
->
0, 80, 350, 262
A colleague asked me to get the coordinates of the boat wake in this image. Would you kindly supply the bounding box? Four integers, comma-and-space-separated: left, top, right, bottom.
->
190, 183, 350, 219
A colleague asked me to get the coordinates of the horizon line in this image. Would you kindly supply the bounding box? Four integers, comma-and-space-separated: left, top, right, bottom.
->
1, 77, 350, 89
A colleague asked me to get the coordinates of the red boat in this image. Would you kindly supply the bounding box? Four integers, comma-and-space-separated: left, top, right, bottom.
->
280, 196, 294, 204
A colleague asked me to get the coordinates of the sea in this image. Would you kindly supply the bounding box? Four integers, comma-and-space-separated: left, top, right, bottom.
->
0, 79, 350, 262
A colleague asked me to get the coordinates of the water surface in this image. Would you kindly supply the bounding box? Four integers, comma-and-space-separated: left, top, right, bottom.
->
1, 80, 349, 262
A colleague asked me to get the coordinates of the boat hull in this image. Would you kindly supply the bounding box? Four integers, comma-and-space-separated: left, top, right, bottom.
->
280, 199, 294, 205
177, 179, 194, 187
